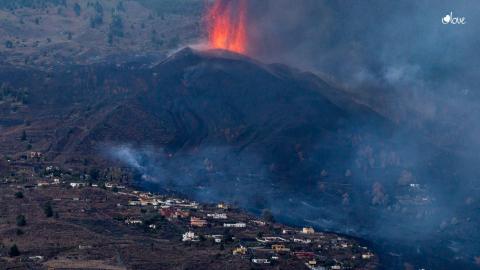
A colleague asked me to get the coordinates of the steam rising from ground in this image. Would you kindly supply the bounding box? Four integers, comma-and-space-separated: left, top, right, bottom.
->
108, 145, 273, 208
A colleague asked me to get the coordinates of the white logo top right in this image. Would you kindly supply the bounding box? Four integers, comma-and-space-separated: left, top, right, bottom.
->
442, 11, 466, 24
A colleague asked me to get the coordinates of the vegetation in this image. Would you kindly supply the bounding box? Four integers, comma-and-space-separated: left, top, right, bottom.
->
262, 209, 275, 223
43, 201, 53, 217
9, 244, 20, 257
16, 215, 26, 227
136, 0, 204, 16
89, 1, 104, 28
108, 14, 124, 44
89, 168, 100, 181
15, 191, 24, 199
5, 40, 13, 49
0, 83, 29, 104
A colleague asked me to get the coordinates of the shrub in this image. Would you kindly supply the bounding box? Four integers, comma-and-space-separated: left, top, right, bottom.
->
16, 215, 26, 227
44, 202, 53, 217
9, 244, 20, 257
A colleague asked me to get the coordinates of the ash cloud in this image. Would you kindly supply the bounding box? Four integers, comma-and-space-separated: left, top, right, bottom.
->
246, 0, 480, 154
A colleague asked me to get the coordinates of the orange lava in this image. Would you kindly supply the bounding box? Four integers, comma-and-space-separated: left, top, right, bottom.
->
207, 0, 247, 54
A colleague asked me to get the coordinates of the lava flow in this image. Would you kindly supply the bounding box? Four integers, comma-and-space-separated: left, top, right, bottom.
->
207, 0, 247, 54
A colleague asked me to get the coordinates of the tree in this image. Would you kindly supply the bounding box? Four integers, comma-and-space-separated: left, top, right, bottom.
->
5, 40, 13, 49
116, 1, 125, 12
21, 130, 27, 141
89, 168, 100, 181
16, 215, 26, 227
14, 191, 24, 199
109, 14, 124, 38
95, 1, 104, 15
9, 244, 20, 257
73, 3, 81, 16
44, 202, 53, 217
262, 209, 275, 223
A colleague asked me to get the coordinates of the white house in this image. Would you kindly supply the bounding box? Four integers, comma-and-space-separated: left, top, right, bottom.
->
207, 213, 228, 219
70, 182, 86, 188
252, 258, 270, 264
125, 219, 143, 225
182, 231, 199, 242
223, 222, 246, 228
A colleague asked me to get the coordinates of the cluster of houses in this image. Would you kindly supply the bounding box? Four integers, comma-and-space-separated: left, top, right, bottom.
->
106, 186, 376, 269
227, 226, 376, 269
27, 166, 375, 270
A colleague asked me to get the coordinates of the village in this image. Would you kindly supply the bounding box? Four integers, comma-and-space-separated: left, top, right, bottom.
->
0, 155, 378, 269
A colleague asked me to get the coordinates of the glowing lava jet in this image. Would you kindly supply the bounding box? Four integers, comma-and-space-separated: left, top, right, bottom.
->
207, 0, 247, 54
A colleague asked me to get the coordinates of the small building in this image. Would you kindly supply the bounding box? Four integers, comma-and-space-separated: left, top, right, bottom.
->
30, 152, 42, 159
251, 220, 266, 226
105, 182, 114, 188
217, 202, 230, 209
70, 182, 86, 188
302, 227, 315, 234
293, 238, 312, 244
252, 258, 270, 264
257, 236, 288, 243
191, 217, 208, 227
362, 252, 374, 259
175, 209, 190, 218
128, 200, 141, 206
140, 198, 159, 206
28, 255, 44, 261
207, 213, 228, 219
271, 244, 290, 252
223, 222, 246, 228
294, 252, 315, 259
78, 245, 92, 250
182, 231, 199, 242
37, 181, 49, 187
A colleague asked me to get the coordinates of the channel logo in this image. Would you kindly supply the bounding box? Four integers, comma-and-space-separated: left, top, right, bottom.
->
442, 11, 466, 24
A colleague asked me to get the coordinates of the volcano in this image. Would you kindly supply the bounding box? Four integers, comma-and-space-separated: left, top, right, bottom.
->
0, 47, 391, 163
0, 48, 478, 269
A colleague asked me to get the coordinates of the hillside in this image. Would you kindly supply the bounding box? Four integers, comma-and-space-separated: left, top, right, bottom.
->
0, 0, 203, 67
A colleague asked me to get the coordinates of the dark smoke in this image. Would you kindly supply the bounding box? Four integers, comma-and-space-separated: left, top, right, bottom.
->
246, 0, 480, 155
